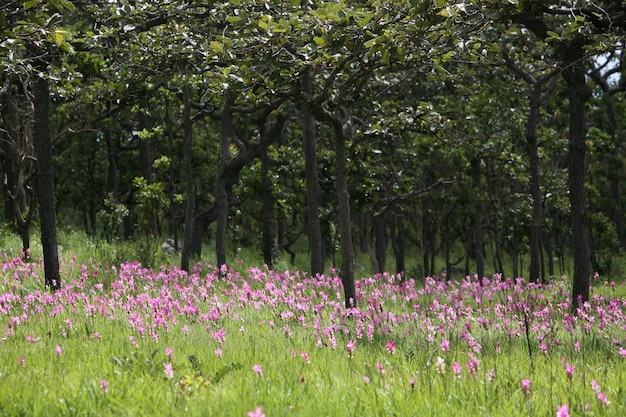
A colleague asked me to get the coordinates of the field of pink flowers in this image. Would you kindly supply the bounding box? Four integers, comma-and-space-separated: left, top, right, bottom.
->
0, 254, 624, 416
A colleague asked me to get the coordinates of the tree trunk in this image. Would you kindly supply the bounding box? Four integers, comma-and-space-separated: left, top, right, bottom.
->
302, 69, 324, 275
391, 215, 405, 275
181, 87, 195, 272
527, 83, 543, 283
215, 95, 234, 270
562, 43, 592, 310
32, 66, 60, 290
332, 113, 356, 308
2, 83, 18, 228
471, 158, 485, 280
260, 143, 273, 268
374, 211, 388, 273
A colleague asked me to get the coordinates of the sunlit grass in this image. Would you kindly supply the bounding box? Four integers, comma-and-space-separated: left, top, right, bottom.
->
0, 248, 624, 416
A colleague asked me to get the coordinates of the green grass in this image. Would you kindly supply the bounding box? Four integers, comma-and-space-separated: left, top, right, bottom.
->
0, 229, 624, 416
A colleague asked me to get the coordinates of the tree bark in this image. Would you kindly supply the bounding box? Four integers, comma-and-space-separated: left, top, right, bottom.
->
527, 83, 543, 283
332, 112, 356, 308
32, 65, 60, 290
302, 69, 324, 275
562, 42, 592, 309
215, 93, 234, 270
471, 158, 485, 280
391, 215, 405, 275
181, 86, 195, 272
260, 138, 273, 268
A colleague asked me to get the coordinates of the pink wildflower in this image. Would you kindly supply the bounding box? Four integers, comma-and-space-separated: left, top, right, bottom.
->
441, 339, 450, 353
346, 339, 356, 358
164, 363, 174, 379
300, 351, 310, 364
597, 391, 610, 406
521, 379, 531, 396
386, 340, 396, 355
376, 361, 385, 376
253, 365, 263, 376
556, 404, 569, 417
18, 357, 24, 366
363, 375, 370, 384
247, 407, 265, 417
100, 379, 108, 394
215, 348, 223, 358
591, 380, 600, 393
619, 347, 626, 358
165, 348, 173, 361
55, 345, 62, 357
574, 341, 581, 351
452, 361, 461, 378
565, 365, 575, 380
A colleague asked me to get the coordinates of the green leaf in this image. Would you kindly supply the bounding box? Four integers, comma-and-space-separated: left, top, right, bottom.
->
313, 36, 327, 47
209, 40, 223, 52
23, 0, 40, 11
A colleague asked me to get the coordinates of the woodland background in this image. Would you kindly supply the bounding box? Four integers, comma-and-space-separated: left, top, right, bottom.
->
1, 0, 626, 308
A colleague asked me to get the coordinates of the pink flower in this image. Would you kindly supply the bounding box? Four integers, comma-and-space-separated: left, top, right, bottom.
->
165, 348, 173, 361
441, 339, 450, 353
521, 379, 531, 396
386, 340, 396, 354
300, 351, 310, 364
591, 380, 600, 393
363, 375, 370, 384
556, 404, 569, 417
597, 391, 610, 406
100, 379, 108, 394
346, 340, 356, 357
452, 361, 461, 378
247, 406, 265, 417
253, 364, 263, 376
18, 357, 25, 366
574, 341, 581, 351
565, 364, 575, 380
215, 348, 223, 358
55, 345, 62, 357
376, 361, 385, 376
619, 347, 626, 358
164, 363, 174, 379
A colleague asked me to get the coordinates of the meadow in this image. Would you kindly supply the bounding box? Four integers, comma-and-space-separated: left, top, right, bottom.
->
0, 243, 624, 416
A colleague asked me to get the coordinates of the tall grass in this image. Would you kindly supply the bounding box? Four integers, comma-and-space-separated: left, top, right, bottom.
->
0, 239, 624, 416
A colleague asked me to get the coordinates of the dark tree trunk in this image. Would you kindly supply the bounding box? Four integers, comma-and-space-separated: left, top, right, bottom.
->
374, 212, 388, 273
260, 142, 273, 268
471, 158, 485, 280
32, 66, 60, 290
2, 85, 18, 228
332, 113, 356, 308
105, 130, 119, 199
215, 93, 236, 269
181, 87, 195, 272
302, 69, 324, 275
562, 43, 592, 310
527, 83, 543, 283
391, 215, 405, 275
